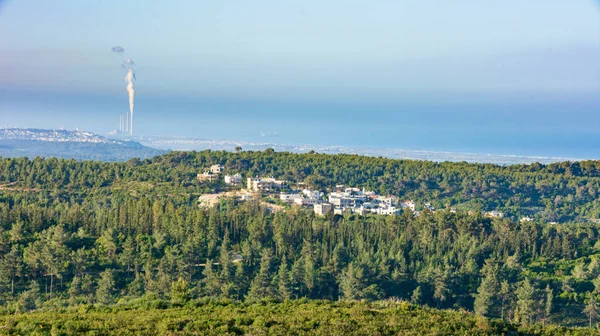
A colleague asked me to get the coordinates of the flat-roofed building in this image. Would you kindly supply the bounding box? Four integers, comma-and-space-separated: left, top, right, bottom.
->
314, 203, 333, 216
247, 177, 287, 192
197, 171, 218, 182
224, 173, 243, 185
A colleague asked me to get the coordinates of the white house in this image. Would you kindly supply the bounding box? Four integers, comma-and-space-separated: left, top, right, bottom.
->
247, 177, 287, 192
328, 188, 367, 208
485, 210, 504, 218
400, 200, 416, 212
373, 206, 401, 215
374, 196, 398, 207
224, 173, 243, 185
294, 197, 320, 206
281, 189, 323, 206
280, 193, 301, 204
210, 164, 224, 174
302, 189, 323, 200
197, 171, 217, 182
314, 203, 333, 216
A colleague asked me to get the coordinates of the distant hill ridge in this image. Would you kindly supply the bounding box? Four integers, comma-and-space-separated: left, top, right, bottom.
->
0, 128, 131, 145
0, 128, 164, 161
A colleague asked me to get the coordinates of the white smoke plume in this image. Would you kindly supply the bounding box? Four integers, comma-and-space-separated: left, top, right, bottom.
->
124, 64, 135, 135
112, 47, 136, 136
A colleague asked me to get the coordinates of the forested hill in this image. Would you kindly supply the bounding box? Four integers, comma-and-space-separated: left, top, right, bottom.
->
2, 150, 600, 221
4, 150, 600, 329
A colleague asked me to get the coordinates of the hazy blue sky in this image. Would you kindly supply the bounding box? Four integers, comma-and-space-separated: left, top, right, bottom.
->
1, 0, 598, 97
0, 1, 599, 156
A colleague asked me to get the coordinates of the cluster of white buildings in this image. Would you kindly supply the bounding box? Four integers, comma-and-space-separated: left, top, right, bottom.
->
197, 170, 426, 217
324, 186, 405, 216
195, 169, 519, 220
282, 185, 417, 217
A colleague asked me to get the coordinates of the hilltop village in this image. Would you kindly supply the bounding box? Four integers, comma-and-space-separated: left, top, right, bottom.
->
197, 164, 507, 218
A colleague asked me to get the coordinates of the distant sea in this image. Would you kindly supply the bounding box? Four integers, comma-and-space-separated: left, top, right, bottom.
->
2, 90, 599, 163
139, 137, 576, 165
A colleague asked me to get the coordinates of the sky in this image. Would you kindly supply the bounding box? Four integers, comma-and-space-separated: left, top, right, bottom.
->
0, 1, 599, 156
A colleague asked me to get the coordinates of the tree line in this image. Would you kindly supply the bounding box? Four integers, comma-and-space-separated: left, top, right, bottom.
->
3, 150, 600, 221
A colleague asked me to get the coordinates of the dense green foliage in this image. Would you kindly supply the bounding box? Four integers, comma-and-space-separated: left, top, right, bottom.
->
0, 299, 596, 335
2, 150, 600, 331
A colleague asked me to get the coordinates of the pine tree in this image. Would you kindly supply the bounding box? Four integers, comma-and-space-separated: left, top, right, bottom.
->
171, 277, 190, 305
330, 244, 347, 276
303, 245, 316, 296
433, 273, 449, 308
119, 236, 137, 275
411, 286, 423, 305
219, 230, 236, 299
339, 263, 360, 300
17, 280, 41, 312
589, 259, 600, 279
81, 274, 96, 303
71, 248, 93, 277
8, 221, 24, 244
272, 215, 287, 258
39, 225, 70, 299
233, 260, 250, 299
593, 275, 600, 294
584, 295, 600, 329
0, 245, 23, 295
573, 263, 588, 280
562, 277, 575, 294
289, 258, 305, 299
247, 248, 275, 301
96, 269, 116, 305
202, 259, 222, 298
516, 278, 536, 326
68, 275, 82, 306
545, 284, 553, 323
499, 280, 511, 321
277, 257, 292, 300
127, 272, 145, 297
474, 274, 498, 317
